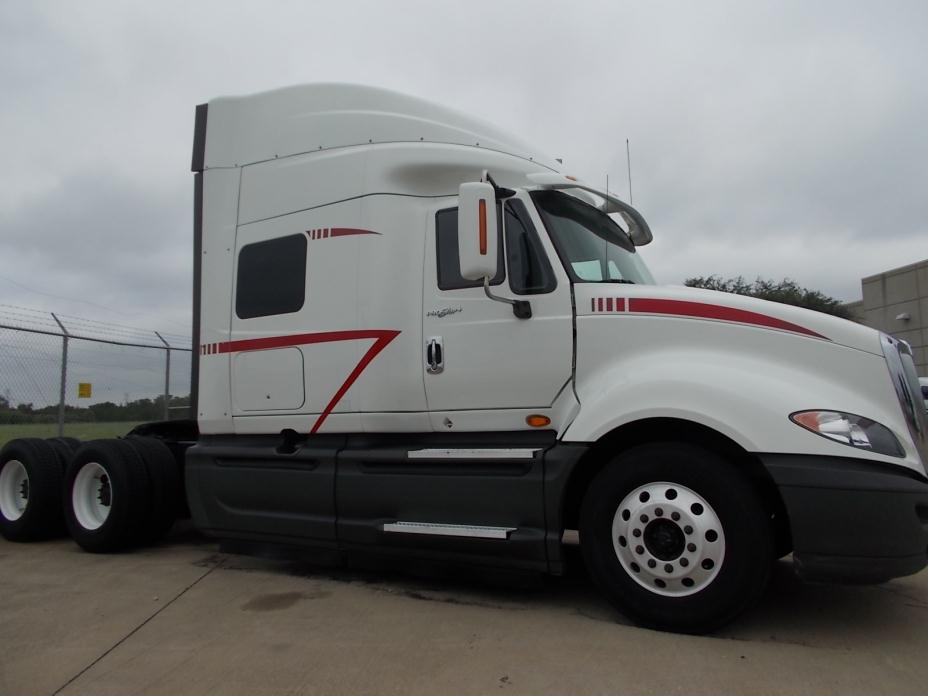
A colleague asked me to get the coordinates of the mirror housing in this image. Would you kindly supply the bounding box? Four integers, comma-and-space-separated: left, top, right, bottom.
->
457, 182, 498, 281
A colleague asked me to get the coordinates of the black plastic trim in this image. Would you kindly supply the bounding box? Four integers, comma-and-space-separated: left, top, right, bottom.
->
762, 453, 928, 583
191, 103, 208, 173
183, 432, 587, 574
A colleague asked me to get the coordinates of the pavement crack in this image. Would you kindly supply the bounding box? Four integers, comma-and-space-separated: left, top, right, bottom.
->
51, 558, 223, 695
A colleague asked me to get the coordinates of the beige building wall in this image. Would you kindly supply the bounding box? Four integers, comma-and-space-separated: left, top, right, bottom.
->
854, 259, 928, 377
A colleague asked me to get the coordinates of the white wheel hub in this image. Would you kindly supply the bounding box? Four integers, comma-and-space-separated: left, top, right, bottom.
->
611, 481, 726, 597
0, 460, 29, 522
72, 462, 112, 531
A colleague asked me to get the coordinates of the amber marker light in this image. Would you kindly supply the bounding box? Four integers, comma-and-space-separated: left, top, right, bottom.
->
526, 414, 551, 427
478, 199, 487, 255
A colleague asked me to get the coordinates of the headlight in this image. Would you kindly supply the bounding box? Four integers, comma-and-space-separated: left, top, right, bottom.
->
790, 410, 905, 458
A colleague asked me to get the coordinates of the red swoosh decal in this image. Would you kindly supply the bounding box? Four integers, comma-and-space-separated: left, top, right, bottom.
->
207, 329, 400, 433
627, 299, 828, 339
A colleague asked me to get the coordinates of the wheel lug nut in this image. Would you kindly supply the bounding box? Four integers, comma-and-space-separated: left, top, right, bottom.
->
680, 557, 689, 567
635, 545, 645, 555
655, 508, 663, 517
640, 514, 649, 523
687, 543, 697, 553
664, 563, 673, 573
671, 511, 680, 521
647, 559, 656, 568
684, 525, 693, 535
633, 528, 642, 538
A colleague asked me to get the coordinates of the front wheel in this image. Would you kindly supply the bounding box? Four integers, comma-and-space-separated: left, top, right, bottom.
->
579, 443, 772, 634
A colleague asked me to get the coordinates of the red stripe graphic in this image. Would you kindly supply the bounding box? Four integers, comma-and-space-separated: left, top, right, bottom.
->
204, 329, 401, 433
628, 298, 827, 339
305, 228, 380, 240
590, 297, 626, 313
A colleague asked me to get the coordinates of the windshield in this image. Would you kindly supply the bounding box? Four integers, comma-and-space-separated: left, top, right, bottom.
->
530, 190, 655, 284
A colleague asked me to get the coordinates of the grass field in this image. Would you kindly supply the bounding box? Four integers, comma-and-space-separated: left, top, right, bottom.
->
0, 422, 142, 449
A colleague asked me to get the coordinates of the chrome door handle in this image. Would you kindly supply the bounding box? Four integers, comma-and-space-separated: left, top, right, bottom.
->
426, 336, 444, 374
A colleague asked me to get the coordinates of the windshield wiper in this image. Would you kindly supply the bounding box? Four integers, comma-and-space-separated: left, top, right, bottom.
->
602, 279, 636, 284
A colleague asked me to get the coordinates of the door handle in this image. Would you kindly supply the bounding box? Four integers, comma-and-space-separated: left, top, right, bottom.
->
426, 336, 444, 374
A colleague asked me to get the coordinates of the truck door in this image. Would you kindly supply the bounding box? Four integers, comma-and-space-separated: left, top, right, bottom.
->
422, 192, 573, 429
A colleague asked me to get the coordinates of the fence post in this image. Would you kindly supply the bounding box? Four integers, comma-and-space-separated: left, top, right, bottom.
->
155, 331, 170, 421
50, 313, 69, 437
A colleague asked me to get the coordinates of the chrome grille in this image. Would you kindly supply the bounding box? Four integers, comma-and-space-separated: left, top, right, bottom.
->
882, 333, 928, 473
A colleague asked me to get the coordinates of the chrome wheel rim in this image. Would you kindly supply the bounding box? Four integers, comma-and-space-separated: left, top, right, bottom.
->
0, 460, 29, 522
611, 481, 726, 597
72, 462, 111, 531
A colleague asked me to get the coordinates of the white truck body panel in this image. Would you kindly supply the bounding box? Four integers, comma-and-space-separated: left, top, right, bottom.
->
192, 83, 925, 480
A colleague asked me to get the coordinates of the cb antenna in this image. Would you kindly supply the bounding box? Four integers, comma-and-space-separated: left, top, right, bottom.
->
626, 138, 633, 205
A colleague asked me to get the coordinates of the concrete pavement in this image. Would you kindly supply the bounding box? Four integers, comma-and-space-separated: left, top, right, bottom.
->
1, 526, 926, 695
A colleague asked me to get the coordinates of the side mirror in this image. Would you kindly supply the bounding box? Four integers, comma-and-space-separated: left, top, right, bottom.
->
457, 182, 498, 281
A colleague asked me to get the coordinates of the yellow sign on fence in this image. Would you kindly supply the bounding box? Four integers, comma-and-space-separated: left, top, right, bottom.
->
78, 383, 92, 399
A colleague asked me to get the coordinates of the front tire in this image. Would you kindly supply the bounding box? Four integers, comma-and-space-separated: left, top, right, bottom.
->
579, 442, 772, 634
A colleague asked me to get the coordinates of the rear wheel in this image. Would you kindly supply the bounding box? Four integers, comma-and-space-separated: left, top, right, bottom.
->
580, 442, 772, 634
64, 439, 151, 552
0, 438, 66, 541
126, 436, 181, 544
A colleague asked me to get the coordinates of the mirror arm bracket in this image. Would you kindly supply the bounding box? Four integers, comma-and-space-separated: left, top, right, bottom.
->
484, 278, 532, 319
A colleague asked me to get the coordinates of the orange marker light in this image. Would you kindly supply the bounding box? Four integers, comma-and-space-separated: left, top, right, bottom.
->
565, 175, 578, 181
478, 199, 487, 255
792, 412, 821, 431
526, 414, 551, 428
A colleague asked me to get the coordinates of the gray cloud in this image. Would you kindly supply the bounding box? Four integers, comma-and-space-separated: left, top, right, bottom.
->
1, 0, 926, 339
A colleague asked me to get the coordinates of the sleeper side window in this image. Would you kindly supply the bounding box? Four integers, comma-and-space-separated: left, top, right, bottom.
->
236, 233, 307, 319
505, 200, 556, 295
435, 207, 505, 290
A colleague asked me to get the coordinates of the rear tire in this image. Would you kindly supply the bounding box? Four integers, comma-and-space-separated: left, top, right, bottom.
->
64, 439, 151, 552
0, 438, 66, 541
126, 436, 181, 544
48, 437, 80, 470
579, 442, 772, 634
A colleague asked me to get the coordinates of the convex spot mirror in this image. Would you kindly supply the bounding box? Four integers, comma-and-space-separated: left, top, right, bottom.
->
457, 182, 498, 281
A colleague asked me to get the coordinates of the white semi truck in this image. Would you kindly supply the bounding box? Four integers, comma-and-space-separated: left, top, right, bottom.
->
1, 84, 927, 633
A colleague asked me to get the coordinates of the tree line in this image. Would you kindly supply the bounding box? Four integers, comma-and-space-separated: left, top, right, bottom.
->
0, 394, 191, 424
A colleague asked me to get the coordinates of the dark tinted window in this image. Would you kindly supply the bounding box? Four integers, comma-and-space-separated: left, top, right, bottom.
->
505, 200, 556, 295
436, 207, 504, 290
531, 189, 654, 285
236, 234, 307, 319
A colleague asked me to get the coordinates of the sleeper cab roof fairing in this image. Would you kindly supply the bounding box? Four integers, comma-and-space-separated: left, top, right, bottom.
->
527, 172, 654, 246
199, 83, 563, 172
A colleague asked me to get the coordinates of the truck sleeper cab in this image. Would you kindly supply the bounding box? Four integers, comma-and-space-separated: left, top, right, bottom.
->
2, 84, 926, 634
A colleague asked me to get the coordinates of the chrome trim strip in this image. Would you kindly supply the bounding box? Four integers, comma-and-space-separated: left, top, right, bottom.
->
407, 448, 539, 459
382, 521, 516, 539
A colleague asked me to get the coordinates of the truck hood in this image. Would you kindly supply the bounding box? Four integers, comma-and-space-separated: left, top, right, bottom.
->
578, 284, 883, 356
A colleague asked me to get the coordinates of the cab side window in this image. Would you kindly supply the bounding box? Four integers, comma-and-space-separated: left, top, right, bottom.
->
236, 233, 307, 319
435, 207, 505, 290
505, 200, 556, 295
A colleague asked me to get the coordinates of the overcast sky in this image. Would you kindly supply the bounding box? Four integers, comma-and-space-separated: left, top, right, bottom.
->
2, 0, 926, 342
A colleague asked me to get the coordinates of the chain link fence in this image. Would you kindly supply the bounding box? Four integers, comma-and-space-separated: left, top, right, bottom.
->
0, 305, 191, 444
